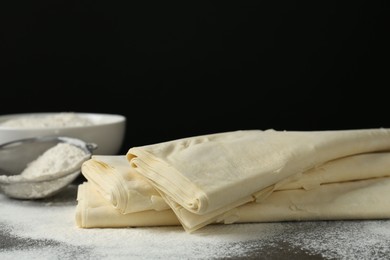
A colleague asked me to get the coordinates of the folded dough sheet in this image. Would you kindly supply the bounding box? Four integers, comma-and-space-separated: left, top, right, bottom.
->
76, 153, 390, 228
81, 155, 169, 213
76, 128, 390, 232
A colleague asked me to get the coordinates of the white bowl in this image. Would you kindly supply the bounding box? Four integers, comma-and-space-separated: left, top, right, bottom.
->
0, 112, 126, 155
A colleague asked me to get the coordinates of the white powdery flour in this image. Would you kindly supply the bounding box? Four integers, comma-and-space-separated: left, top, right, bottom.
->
0, 112, 93, 128
1, 185, 390, 260
20, 143, 89, 179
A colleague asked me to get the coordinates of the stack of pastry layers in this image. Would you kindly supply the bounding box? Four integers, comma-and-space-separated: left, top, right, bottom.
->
75, 129, 390, 232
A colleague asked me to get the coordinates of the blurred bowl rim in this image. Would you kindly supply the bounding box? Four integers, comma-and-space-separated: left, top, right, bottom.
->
0, 112, 126, 130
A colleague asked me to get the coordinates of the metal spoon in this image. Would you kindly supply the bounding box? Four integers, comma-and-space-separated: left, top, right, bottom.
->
0, 136, 97, 199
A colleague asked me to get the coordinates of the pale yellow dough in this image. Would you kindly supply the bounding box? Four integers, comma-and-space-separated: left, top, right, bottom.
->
75, 177, 390, 228
76, 139, 390, 231
126, 128, 390, 232
234, 176, 390, 223
75, 182, 178, 228
256, 152, 390, 201
81, 155, 169, 214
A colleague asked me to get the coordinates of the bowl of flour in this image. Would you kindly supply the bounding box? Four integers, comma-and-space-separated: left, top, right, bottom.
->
0, 112, 126, 155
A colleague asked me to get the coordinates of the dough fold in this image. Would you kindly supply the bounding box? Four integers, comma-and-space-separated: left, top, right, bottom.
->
126, 128, 390, 232
75, 182, 179, 228
81, 155, 169, 214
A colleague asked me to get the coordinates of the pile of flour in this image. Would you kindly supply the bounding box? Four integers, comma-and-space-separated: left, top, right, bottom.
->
20, 143, 90, 179
0, 142, 90, 190
0, 112, 93, 128
0, 142, 90, 199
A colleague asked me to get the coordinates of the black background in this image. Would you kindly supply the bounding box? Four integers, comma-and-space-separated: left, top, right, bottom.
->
1, 1, 389, 154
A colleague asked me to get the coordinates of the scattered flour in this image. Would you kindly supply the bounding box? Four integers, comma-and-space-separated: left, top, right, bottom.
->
1, 185, 390, 259
0, 112, 93, 128
20, 143, 90, 179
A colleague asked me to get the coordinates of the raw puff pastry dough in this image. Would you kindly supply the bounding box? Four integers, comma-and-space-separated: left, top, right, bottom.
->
76, 176, 390, 228
81, 155, 169, 214
76, 150, 390, 230
126, 128, 390, 232
76, 182, 178, 228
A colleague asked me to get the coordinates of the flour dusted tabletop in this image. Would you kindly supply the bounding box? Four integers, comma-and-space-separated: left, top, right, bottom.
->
1, 185, 390, 260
